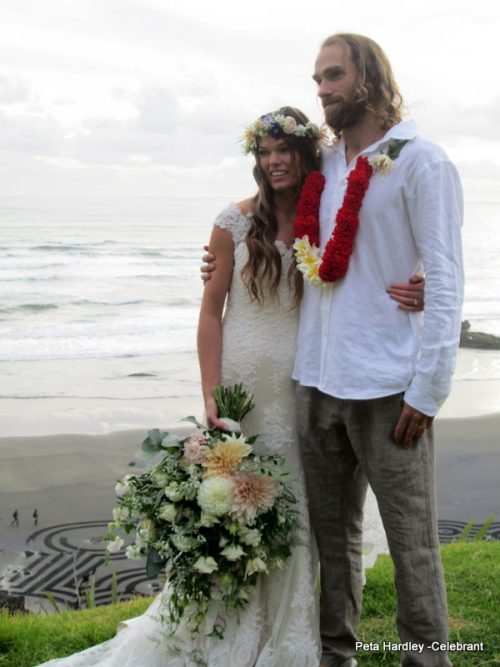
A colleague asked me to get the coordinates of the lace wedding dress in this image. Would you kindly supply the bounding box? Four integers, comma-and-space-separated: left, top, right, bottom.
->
35, 204, 387, 667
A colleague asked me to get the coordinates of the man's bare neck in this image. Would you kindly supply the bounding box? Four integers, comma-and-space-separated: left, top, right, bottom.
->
341, 116, 389, 165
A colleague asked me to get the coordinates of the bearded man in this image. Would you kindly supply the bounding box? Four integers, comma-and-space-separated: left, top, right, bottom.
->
294, 33, 463, 667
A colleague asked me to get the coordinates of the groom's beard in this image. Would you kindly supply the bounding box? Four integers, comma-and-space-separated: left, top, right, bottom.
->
323, 95, 366, 132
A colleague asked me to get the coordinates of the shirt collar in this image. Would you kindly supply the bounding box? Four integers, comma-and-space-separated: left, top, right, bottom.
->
327, 119, 418, 157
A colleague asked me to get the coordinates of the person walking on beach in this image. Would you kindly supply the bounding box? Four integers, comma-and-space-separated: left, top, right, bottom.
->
11, 510, 19, 527
33, 508, 39, 526
292, 33, 464, 667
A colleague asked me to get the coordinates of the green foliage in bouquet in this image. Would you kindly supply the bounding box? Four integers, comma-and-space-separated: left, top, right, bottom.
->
212, 383, 255, 421
105, 385, 300, 639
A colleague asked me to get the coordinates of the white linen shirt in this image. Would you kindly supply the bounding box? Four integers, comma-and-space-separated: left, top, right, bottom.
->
292, 120, 464, 417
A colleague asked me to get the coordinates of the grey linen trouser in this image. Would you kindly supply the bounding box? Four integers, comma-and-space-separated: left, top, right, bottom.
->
296, 385, 452, 667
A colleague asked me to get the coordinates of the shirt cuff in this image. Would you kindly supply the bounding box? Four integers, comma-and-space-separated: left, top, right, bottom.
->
404, 376, 449, 417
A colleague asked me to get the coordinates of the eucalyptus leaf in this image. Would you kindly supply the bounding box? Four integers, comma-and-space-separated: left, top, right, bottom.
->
146, 428, 165, 445
161, 434, 182, 448
133, 459, 149, 469
137, 446, 158, 460
181, 415, 206, 429
149, 452, 167, 466
141, 429, 166, 454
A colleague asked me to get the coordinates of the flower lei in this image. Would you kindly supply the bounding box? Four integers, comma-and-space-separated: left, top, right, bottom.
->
293, 139, 408, 286
242, 113, 326, 154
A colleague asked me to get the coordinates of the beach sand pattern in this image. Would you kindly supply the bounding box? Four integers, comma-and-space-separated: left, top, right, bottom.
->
2, 520, 159, 611
1, 517, 499, 612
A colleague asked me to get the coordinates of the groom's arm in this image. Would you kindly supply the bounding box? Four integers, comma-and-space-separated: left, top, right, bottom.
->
201, 249, 427, 311
397, 153, 464, 446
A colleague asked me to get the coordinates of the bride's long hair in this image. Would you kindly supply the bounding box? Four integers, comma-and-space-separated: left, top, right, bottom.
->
241, 107, 321, 305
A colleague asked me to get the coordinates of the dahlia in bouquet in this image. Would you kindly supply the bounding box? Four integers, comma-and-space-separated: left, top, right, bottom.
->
105, 384, 299, 637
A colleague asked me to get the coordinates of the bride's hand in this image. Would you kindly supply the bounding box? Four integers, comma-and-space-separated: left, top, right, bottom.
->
201, 245, 216, 283
205, 396, 228, 430
387, 274, 425, 312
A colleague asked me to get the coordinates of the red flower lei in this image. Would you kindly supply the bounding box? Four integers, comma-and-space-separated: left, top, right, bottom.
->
294, 157, 374, 283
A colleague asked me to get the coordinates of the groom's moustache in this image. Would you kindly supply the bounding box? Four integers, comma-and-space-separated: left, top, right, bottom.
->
322, 95, 344, 108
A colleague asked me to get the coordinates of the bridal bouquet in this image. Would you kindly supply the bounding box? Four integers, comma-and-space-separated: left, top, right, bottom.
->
105, 384, 299, 636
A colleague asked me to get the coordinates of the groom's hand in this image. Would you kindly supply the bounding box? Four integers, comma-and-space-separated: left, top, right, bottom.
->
394, 402, 433, 448
201, 245, 216, 282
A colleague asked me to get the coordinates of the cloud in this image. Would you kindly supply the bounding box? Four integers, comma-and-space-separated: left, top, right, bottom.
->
0, 150, 254, 197
0, 74, 30, 104
67, 83, 250, 167
456, 159, 500, 181
410, 96, 500, 143
0, 110, 64, 155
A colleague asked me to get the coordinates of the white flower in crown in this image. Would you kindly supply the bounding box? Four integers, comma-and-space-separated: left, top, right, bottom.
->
242, 112, 322, 153
369, 153, 393, 175
283, 116, 298, 134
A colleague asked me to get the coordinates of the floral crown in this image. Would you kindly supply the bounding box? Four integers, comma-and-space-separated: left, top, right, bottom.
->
242, 113, 325, 154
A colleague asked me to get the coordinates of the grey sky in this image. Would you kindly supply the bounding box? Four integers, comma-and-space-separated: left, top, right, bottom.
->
0, 0, 498, 199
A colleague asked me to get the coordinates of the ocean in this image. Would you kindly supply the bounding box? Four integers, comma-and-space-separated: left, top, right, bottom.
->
1, 196, 500, 434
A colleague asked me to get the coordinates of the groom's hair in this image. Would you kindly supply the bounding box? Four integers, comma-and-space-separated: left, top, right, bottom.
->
321, 33, 404, 130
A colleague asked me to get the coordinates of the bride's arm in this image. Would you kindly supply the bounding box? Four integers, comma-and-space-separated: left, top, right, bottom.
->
197, 225, 234, 429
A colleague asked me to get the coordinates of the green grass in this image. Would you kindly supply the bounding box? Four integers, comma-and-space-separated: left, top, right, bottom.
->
358, 542, 500, 665
0, 543, 498, 667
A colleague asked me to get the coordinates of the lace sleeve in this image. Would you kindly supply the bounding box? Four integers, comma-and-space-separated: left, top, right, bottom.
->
213, 203, 251, 246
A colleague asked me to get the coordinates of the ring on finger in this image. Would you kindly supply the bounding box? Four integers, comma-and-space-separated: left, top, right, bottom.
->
413, 298, 418, 306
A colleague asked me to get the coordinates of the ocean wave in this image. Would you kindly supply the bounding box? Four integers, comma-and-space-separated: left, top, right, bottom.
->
30, 244, 117, 256
33, 240, 117, 250
0, 303, 58, 314
0, 261, 65, 271
0, 345, 196, 362
73, 299, 146, 307
131, 248, 164, 257
0, 275, 59, 282
166, 297, 196, 307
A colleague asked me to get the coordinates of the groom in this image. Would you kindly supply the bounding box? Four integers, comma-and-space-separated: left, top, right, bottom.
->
293, 34, 463, 666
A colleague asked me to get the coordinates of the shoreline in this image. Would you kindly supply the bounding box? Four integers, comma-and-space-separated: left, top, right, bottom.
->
2, 347, 500, 438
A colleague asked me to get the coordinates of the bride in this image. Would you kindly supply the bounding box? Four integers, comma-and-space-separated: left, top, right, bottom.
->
34, 107, 423, 666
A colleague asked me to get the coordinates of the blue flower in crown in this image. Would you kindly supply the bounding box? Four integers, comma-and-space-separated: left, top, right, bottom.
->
269, 122, 283, 139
